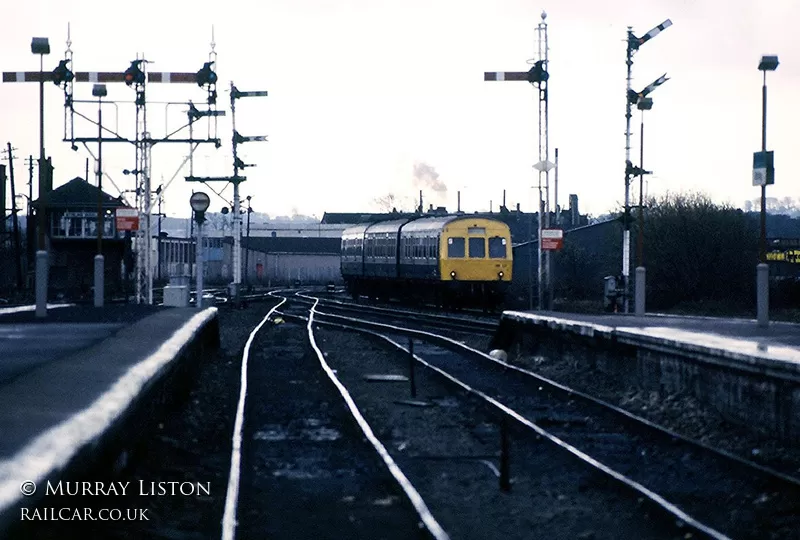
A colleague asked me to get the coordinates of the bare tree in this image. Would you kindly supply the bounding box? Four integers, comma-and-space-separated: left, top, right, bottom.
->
373, 193, 416, 213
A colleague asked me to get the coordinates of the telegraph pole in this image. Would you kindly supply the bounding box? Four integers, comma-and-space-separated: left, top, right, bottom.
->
5, 144, 23, 289
25, 155, 34, 276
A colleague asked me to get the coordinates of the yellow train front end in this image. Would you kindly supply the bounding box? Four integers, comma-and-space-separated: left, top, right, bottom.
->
438, 217, 513, 308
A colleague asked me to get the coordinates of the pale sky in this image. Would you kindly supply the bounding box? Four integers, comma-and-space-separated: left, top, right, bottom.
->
1, 0, 798, 220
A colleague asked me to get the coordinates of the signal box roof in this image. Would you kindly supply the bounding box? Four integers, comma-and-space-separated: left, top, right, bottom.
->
32, 177, 126, 210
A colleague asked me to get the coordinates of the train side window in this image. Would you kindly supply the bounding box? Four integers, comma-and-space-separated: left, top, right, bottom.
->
469, 237, 485, 258
489, 236, 507, 258
447, 237, 465, 258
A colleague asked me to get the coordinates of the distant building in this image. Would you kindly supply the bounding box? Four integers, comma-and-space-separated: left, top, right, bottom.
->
235, 236, 342, 285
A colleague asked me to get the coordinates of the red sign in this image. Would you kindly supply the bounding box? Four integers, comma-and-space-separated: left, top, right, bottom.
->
542, 238, 563, 250
541, 228, 564, 251
115, 208, 139, 231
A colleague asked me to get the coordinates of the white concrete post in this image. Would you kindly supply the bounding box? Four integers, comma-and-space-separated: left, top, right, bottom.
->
196, 220, 204, 309
94, 255, 104, 307
35, 250, 48, 317
757, 263, 769, 327
635, 266, 645, 316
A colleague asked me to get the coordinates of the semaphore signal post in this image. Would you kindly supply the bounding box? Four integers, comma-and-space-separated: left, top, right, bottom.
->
2, 26, 230, 306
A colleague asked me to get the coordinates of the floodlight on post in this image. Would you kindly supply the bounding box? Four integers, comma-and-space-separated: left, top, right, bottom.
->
635, 96, 654, 316
190, 191, 211, 309
636, 96, 653, 269
755, 54, 778, 327
31, 37, 51, 318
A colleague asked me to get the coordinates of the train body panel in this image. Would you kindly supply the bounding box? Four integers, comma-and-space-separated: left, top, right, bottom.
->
341, 223, 369, 277
340, 215, 513, 307
363, 219, 408, 279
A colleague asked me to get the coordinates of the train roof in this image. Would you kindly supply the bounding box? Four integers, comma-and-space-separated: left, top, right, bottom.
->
342, 215, 510, 237
401, 215, 507, 233
341, 223, 371, 237
365, 219, 411, 234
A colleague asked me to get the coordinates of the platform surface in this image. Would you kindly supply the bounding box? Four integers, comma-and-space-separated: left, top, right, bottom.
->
0, 304, 203, 460
503, 310, 800, 369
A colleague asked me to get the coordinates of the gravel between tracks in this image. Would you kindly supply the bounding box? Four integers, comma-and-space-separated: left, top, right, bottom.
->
451, 331, 800, 479
235, 314, 427, 540
317, 327, 690, 540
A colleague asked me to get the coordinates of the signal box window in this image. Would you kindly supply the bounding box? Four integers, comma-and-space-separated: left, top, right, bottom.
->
489, 237, 507, 259
447, 237, 465, 258
469, 237, 485, 258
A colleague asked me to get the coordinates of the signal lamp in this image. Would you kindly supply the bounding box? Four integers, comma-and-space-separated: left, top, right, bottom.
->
196, 61, 218, 87
52, 59, 74, 86
527, 60, 548, 84
124, 60, 145, 86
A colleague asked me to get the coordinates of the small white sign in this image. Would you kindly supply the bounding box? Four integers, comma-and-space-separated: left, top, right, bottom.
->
541, 228, 564, 239
753, 168, 767, 187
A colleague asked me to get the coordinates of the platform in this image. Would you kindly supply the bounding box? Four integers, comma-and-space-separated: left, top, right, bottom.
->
0, 304, 220, 534
493, 310, 800, 442
502, 311, 800, 371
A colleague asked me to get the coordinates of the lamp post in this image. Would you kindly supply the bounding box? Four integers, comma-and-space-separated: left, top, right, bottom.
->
31, 37, 50, 318
634, 97, 653, 316
190, 191, 210, 309
756, 54, 779, 327
244, 195, 252, 290
92, 83, 107, 307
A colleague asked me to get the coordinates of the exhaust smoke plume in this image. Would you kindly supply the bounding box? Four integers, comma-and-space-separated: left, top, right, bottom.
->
412, 162, 447, 195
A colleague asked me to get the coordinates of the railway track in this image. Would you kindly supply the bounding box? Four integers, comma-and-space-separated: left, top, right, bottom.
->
272, 292, 800, 539
219, 292, 448, 540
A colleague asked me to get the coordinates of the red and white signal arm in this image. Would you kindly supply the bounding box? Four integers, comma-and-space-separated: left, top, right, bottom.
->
541, 228, 564, 251
115, 207, 139, 231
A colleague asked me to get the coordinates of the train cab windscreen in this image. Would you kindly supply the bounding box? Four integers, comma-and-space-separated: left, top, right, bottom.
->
447, 237, 465, 258
489, 236, 507, 258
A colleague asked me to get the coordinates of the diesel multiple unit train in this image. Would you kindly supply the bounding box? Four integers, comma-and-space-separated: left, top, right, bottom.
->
340, 215, 513, 308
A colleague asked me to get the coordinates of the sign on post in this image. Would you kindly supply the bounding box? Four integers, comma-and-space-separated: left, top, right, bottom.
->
753, 151, 775, 186
541, 228, 564, 250
115, 207, 139, 231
